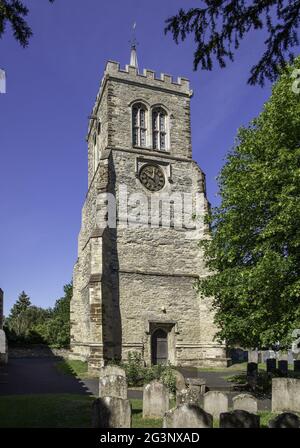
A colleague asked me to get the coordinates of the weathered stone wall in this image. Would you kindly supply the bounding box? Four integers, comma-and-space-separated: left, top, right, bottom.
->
70, 60, 227, 369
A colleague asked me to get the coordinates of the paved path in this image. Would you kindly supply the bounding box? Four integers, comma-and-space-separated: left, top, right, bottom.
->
0, 357, 92, 396
0, 357, 271, 410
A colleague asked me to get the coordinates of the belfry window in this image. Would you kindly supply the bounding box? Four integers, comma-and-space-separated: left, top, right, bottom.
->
132, 103, 147, 147
152, 108, 167, 150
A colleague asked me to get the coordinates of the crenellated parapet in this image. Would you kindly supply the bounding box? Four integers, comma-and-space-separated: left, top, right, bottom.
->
88, 60, 192, 141
104, 60, 192, 95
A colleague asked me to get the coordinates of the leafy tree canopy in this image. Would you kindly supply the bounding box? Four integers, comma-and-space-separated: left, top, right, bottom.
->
0, 0, 54, 47
165, 1, 300, 85
5, 283, 72, 348
198, 58, 300, 349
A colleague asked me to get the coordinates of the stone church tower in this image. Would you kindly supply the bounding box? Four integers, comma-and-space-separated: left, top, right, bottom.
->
70, 46, 227, 371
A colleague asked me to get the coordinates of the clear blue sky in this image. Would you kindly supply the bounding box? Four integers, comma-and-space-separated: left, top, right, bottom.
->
0, 0, 276, 314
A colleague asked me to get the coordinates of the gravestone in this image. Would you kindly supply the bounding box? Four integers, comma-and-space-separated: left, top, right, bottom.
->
294, 360, 300, 372
143, 380, 169, 418
247, 362, 258, 376
278, 360, 288, 377
186, 377, 206, 394
220, 410, 260, 428
176, 388, 200, 407
99, 371, 127, 399
203, 391, 228, 419
247, 362, 258, 390
269, 412, 300, 428
232, 394, 258, 414
92, 397, 131, 428
100, 365, 126, 377
268, 350, 276, 359
287, 350, 294, 365
0, 329, 7, 364
163, 404, 213, 428
229, 348, 247, 364
173, 370, 186, 392
266, 358, 276, 374
272, 378, 300, 413
248, 350, 258, 364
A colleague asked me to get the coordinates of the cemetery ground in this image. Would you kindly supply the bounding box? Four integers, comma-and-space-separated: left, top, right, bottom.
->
1, 351, 299, 428
1, 353, 294, 428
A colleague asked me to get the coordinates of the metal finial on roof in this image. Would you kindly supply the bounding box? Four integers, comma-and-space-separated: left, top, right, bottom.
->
129, 22, 139, 70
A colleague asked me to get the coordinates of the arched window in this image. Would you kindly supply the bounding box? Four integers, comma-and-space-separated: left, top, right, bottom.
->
132, 103, 147, 147
152, 108, 167, 150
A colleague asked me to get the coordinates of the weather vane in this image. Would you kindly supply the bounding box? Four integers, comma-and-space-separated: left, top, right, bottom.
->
130, 22, 138, 48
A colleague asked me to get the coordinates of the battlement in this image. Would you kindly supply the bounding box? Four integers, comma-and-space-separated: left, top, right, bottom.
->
88, 59, 192, 139
104, 60, 192, 96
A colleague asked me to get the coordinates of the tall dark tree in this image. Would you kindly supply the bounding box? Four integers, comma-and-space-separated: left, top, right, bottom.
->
165, 1, 300, 85
197, 58, 300, 349
6, 290, 32, 337
0, 0, 54, 47
9, 290, 31, 317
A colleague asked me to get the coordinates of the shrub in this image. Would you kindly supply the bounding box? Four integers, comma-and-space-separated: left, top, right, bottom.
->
110, 351, 177, 392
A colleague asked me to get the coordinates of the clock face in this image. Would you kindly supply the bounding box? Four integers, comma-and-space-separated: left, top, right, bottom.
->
139, 164, 165, 192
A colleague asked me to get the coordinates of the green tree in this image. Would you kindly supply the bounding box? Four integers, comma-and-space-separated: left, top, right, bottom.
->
39, 283, 72, 348
165, 1, 300, 85
198, 58, 300, 349
0, 0, 54, 47
6, 291, 32, 336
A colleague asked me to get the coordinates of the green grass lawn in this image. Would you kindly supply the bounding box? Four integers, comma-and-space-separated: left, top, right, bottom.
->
0, 394, 282, 428
0, 394, 94, 428
0, 395, 163, 428
55, 359, 91, 378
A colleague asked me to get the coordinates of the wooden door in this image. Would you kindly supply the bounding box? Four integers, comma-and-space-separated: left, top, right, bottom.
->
151, 329, 168, 365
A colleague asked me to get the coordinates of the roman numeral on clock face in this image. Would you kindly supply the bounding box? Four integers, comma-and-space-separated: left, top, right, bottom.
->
139, 164, 165, 192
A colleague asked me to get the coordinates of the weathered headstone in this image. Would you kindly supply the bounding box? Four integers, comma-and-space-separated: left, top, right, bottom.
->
232, 394, 258, 414
269, 412, 300, 428
247, 362, 258, 390
0, 329, 7, 364
248, 350, 258, 364
203, 391, 228, 419
266, 358, 276, 374
173, 370, 186, 392
176, 388, 200, 406
100, 365, 126, 377
272, 378, 300, 413
92, 397, 131, 428
99, 368, 128, 399
278, 353, 289, 376
143, 380, 169, 418
287, 350, 294, 365
294, 360, 300, 372
163, 404, 213, 428
186, 377, 206, 394
220, 410, 260, 428
247, 362, 258, 376
268, 350, 276, 359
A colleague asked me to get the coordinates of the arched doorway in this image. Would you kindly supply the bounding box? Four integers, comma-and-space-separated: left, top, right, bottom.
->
151, 328, 168, 365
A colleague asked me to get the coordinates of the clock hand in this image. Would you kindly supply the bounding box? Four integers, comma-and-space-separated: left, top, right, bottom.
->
146, 169, 155, 181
